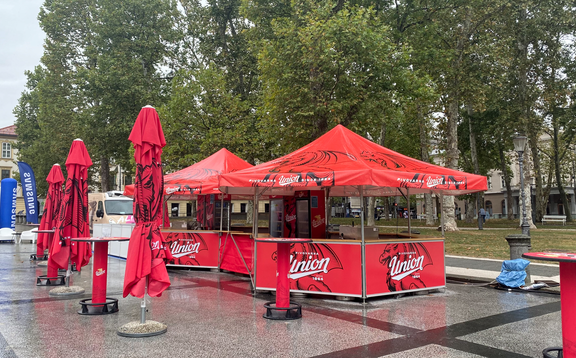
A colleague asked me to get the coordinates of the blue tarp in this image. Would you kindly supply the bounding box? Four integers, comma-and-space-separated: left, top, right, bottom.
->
496, 258, 530, 288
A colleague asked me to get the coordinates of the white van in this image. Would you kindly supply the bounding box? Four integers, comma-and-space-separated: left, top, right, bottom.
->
88, 191, 134, 228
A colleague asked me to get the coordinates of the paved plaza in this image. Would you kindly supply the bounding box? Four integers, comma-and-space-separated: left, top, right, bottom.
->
0, 242, 563, 358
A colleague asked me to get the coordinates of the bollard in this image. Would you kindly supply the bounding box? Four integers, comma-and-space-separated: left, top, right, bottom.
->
505, 234, 532, 285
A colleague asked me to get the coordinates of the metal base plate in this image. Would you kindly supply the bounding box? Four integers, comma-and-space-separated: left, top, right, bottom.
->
36, 275, 65, 286
30, 254, 48, 261
543, 347, 563, 358
78, 298, 119, 315
49, 286, 85, 296
117, 321, 168, 338
263, 301, 303, 320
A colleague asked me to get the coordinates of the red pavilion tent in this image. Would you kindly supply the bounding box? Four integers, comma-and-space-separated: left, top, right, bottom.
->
218, 124, 487, 302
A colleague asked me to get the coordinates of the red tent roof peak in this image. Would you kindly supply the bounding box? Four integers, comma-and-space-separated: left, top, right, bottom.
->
163, 148, 253, 196
220, 125, 487, 196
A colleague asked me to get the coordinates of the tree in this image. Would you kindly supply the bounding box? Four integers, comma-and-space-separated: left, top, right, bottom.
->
15, 0, 181, 193
78, 0, 182, 190
161, 65, 262, 171
257, 1, 421, 154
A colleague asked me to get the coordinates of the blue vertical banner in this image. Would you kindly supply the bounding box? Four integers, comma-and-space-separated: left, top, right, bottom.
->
17, 162, 39, 224
0, 178, 17, 229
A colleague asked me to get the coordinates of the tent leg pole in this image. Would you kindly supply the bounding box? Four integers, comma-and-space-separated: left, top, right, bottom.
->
219, 196, 224, 231
440, 193, 445, 238
360, 187, 366, 304
407, 188, 411, 237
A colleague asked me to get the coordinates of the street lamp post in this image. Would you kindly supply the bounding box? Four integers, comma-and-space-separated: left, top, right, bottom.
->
513, 134, 530, 236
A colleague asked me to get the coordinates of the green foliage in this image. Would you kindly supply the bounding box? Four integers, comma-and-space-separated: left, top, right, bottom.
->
256, 1, 426, 154
161, 65, 264, 171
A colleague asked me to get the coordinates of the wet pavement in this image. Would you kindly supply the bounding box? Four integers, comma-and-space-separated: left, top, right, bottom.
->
0, 242, 563, 358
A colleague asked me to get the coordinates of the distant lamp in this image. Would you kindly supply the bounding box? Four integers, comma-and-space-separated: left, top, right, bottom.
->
513, 135, 528, 155
514, 134, 530, 236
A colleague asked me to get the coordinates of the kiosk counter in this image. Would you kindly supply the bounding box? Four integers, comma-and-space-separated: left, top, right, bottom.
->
162, 230, 254, 275
255, 233, 445, 298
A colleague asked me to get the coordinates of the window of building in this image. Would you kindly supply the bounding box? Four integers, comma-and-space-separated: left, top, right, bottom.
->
1, 143, 11, 159
0, 169, 10, 180
501, 175, 506, 189
171, 203, 179, 217
264, 203, 270, 213
240, 203, 246, 213
487, 176, 492, 189
485, 201, 493, 215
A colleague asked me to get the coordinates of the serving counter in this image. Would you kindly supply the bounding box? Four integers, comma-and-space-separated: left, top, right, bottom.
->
161, 230, 254, 276
255, 234, 445, 298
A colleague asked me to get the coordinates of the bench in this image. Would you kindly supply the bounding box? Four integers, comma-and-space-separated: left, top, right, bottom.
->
541, 215, 566, 226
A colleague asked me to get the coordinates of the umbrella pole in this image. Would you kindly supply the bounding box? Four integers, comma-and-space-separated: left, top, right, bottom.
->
66, 252, 72, 287
141, 282, 147, 324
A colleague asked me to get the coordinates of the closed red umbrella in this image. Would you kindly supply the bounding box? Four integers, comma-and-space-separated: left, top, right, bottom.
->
123, 105, 172, 299
38, 164, 65, 280
37, 164, 64, 254
48, 139, 93, 272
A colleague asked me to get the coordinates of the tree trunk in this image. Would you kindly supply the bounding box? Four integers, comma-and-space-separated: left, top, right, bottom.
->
465, 198, 475, 223
517, 5, 539, 227
246, 200, 253, 224
499, 146, 514, 219
553, 119, 572, 221
100, 156, 110, 192
367, 121, 386, 226
367, 197, 375, 226
522, 145, 537, 229
425, 194, 434, 225
417, 103, 435, 226
384, 197, 390, 220
442, 95, 459, 231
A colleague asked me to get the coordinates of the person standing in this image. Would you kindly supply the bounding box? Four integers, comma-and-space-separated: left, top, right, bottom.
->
479, 207, 486, 230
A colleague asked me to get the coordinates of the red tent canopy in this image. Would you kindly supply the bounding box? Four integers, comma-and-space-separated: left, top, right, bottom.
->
219, 125, 487, 196
123, 184, 134, 197
163, 148, 253, 199
123, 149, 253, 200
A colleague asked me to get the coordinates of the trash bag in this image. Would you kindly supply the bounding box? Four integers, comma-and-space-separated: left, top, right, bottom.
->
496, 258, 530, 288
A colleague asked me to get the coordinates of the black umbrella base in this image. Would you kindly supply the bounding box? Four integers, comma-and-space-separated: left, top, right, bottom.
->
30, 254, 48, 261
262, 301, 303, 320
36, 275, 65, 286
117, 321, 167, 338
543, 347, 563, 358
78, 298, 119, 315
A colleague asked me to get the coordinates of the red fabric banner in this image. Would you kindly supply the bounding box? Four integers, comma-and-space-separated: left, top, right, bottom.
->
219, 233, 253, 274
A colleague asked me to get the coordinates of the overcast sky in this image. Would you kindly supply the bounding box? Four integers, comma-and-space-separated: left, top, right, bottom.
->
0, 1, 45, 130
